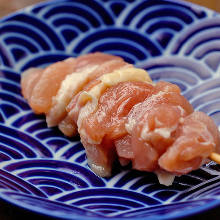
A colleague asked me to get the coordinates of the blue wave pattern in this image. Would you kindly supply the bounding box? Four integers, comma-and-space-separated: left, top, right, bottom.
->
1, 0, 220, 219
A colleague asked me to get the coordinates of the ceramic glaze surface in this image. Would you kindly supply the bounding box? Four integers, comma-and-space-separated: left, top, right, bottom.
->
1, 0, 220, 219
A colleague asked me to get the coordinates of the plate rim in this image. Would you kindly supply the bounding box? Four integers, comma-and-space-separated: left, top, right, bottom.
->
0, 188, 220, 220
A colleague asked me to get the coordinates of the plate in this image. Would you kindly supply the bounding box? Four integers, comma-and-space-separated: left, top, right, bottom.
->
1, 0, 220, 219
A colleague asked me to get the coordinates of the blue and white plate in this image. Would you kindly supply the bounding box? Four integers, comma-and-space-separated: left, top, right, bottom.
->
1, 0, 220, 219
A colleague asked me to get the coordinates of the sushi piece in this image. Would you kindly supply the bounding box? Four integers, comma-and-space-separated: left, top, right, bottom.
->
20, 52, 220, 185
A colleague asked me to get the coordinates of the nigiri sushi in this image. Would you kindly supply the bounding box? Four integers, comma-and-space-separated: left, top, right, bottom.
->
21, 52, 220, 186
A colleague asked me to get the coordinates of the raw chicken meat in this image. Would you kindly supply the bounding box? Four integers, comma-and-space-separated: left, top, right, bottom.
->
20, 52, 220, 185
